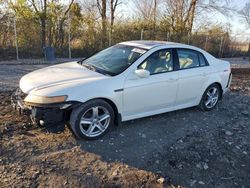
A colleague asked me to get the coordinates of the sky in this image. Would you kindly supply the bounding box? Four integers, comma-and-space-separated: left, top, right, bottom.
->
214, 0, 250, 41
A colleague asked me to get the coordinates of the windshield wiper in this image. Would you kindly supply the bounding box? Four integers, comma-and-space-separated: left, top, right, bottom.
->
79, 60, 115, 76
81, 63, 96, 72
77, 59, 96, 71
77, 58, 86, 65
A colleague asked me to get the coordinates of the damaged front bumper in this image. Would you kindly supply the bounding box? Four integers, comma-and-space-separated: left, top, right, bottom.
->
11, 88, 80, 126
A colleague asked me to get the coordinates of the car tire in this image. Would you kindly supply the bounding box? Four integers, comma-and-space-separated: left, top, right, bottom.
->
199, 83, 221, 111
70, 99, 114, 140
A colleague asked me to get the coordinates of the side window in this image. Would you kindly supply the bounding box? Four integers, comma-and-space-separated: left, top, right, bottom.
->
138, 49, 173, 75
177, 49, 199, 69
199, 53, 208, 66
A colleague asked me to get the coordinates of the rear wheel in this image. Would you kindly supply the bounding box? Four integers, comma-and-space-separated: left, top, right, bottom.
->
70, 99, 114, 140
199, 84, 221, 111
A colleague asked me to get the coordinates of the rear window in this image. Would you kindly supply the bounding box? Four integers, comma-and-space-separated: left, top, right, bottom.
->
199, 53, 208, 66
177, 49, 199, 69
177, 49, 208, 69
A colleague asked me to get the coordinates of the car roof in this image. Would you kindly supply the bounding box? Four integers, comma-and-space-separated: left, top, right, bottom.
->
119, 40, 217, 64
119, 40, 189, 50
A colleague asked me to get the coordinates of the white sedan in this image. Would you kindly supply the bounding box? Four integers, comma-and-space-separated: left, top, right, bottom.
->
11, 41, 232, 139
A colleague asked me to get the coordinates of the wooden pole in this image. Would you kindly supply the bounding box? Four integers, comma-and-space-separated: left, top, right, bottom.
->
247, 36, 250, 61
14, 17, 19, 60
109, 29, 111, 46
140, 29, 144, 40
204, 35, 208, 50
68, 11, 71, 59
219, 36, 223, 58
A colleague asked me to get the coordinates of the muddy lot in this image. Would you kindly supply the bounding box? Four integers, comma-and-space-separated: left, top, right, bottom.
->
0, 64, 250, 187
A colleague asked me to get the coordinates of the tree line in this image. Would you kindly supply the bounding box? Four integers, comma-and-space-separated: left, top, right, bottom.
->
0, 0, 249, 60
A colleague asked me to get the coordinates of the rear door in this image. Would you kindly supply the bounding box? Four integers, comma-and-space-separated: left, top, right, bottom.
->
175, 48, 210, 106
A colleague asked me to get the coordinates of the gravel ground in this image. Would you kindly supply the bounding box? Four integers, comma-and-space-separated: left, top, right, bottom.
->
0, 64, 47, 91
0, 63, 249, 187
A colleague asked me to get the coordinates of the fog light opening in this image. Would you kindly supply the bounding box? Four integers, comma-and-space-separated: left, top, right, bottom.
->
39, 120, 45, 126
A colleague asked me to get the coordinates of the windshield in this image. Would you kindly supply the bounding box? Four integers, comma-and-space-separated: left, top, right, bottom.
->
78, 44, 147, 76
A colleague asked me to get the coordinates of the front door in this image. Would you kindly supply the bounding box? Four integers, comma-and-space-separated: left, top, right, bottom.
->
123, 49, 179, 118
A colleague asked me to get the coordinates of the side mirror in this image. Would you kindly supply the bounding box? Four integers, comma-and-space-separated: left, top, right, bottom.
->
134, 69, 150, 78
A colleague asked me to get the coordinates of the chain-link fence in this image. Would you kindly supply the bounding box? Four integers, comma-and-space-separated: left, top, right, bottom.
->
0, 15, 249, 61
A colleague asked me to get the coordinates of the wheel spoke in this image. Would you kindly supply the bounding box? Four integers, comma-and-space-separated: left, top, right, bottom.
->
205, 99, 211, 106
92, 107, 99, 118
98, 113, 110, 122
95, 123, 106, 132
207, 92, 212, 97
80, 118, 92, 125
86, 124, 95, 135
212, 88, 217, 95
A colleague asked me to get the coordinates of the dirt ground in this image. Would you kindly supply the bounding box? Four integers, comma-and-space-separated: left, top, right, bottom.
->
0, 66, 250, 187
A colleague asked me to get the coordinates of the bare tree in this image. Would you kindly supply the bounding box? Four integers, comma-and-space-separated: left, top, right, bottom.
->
133, 0, 155, 20
57, 0, 75, 48
238, 2, 250, 60
96, 0, 121, 46
240, 2, 250, 26
30, 0, 47, 48
110, 0, 120, 39
133, 0, 159, 38
30, 0, 74, 48
97, 0, 107, 47
164, 0, 198, 40
152, 0, 157, 38
164, 0, 232, 42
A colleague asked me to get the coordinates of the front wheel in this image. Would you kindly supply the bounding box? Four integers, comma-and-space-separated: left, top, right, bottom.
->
70, 99, 114, 140
199, 84, 221, 111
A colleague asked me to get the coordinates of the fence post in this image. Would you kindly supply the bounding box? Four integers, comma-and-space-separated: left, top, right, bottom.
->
204, 35, 208, 50
68, 11, 71, 59
248, 41, 250, 61
167, 32, 170, 41
219, 36, 224, 58
108, 29, 111, 46
140, 29, 144, 40
13, 16, 19, 60
188, 33, 191, 45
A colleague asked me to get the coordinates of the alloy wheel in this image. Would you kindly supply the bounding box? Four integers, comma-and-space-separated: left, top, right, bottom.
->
79, 106, 110, 138
204, 87, 219, 109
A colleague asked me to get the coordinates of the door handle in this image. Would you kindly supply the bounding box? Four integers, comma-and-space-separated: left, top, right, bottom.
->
202, 72, 207, 77
169, 77, 178, 82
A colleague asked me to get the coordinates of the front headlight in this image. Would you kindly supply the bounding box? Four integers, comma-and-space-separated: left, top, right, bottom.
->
24, 94, 68, 104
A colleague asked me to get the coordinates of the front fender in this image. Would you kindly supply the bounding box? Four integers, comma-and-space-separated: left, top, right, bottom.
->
68, 86, 122, 113
28, 77, 124, 115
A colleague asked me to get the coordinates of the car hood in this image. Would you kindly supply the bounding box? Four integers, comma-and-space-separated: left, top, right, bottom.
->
20, 62, 107, 94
